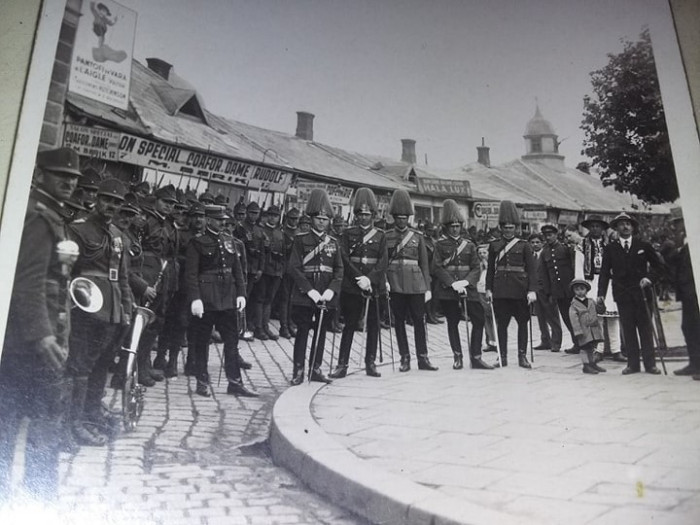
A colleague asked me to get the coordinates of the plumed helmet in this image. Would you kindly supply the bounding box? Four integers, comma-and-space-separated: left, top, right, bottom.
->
305, 188, 334, 219
440, 199, 464, 225
388, 189, 414, 216
352, 187, 378, 214
498, 200, 520, 225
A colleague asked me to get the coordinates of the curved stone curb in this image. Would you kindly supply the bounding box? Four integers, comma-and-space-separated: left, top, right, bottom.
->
270, 382, 535, 525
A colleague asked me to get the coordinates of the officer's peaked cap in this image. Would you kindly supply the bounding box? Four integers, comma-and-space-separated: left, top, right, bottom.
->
205, 205, 227, 219
36, 147, 82, 177
540, 223, 558, 234
188, 201, 206, 216
352, 187, 378, 214
440, 199, 464, 225
388, 189, 413, 216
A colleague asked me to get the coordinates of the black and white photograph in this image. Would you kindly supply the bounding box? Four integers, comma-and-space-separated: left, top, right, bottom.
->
1, 1, 699, 523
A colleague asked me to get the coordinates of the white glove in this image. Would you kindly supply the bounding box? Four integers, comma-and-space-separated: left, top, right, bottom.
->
320, 289, 335, 302
640, 277, 652, 288
526, 291, 537, 305
485, 290, 493, 303
356, 276, 372, 291
236, 296, 246, 311
451, 280, 469, 293
424, 290, 432, 303
191, 299, 204, 318
307, 289, 322, 304
386, 281, 391, 293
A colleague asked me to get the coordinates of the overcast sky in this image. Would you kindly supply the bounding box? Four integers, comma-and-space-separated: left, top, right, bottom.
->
111, 0, 672, 170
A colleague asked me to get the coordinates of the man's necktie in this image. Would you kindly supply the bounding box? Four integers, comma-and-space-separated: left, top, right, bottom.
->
623, 241, 630, 253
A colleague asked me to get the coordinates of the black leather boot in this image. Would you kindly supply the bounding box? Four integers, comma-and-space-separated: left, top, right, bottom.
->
152, 350, 167, 370
290, 365, 304, 386
279, 324, 292, 339
227, 380, 259, 397
518, 351, 532, 369
470, 356, 494, 370
329, 363, 348, 379
399, 355, 411, 372
453, 354, 464, 370
417, 356, 438, 371
309, 367, 332, 384
262, 305, 279, 340
365, 363, 381, 377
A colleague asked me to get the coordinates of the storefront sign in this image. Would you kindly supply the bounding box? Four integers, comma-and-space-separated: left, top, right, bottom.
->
558, 210, 581, 225
296, 181, 354, 205
68, 0, 137, 110
416, 177, 472, 197
472, 201, 500, 219
523, 209, 548, 220
63, 124, 293, 191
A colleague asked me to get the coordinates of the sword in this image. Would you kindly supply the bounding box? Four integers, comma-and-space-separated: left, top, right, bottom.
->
489, 296, 503, 368
385, 292, 395, 371
461, 293, 470, 356
308, 301, 328, 383
375, 295, 384, 364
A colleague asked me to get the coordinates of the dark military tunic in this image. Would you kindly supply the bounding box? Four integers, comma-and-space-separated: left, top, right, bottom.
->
538, 240, 577, 345
186, 228, 246, 384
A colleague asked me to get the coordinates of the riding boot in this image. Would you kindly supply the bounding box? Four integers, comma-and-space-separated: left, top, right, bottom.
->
262, 305, 279, 340
137, 345, 156, 387
518, 349, 532, 369
365, 362, 381, 377
253, 303, 268, 340
70, 377, 106, 446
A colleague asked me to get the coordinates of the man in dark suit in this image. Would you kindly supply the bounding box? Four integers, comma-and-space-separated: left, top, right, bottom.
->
529, 232, 557, 351
597, 212, 665, 375
666, 207, 700, 378
0, 148, 81, 501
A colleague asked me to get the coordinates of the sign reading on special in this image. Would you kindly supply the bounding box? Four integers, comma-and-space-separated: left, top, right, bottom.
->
63, 124, 294, 192
69, 0, 137, 109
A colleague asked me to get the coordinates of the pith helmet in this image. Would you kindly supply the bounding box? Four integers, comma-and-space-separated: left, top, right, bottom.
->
352, 187, 378, 214
305, 188, 334, 219
36, 147, 82, 177
388, 189, 414, 216
440, 199, 464, 225
97, 178, 127, 201
498, 200, 520, 225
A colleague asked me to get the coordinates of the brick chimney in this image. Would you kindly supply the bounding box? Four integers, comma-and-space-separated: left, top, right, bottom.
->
295, 111, 314, 141
146, 58, 173, 80
401, 139, 416, 164
477, 137, 490, 167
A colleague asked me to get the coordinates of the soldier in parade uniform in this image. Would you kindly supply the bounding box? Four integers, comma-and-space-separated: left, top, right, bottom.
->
77, 166, 101, 214
597, 212, 665, 375
137, 184, 180, 386
431, 200, 493, 370
287, 189, 343, 385
186, 205, 258, 398
485, 200, 537, 368
1, 148, 81, 500
234, 201, 267, 338
276, 207, 301, 338
257, 205, 286, 340
67, 178, 133, 446
538, 223, 577, 353
385, 189, 438, 372
329, 188, 388, 379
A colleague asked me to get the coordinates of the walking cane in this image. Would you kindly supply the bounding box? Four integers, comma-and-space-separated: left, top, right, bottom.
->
358, 292, 371, 369
308, 301, 328, 383
329, 327, 337, 375
489, 297, 503, 368
529, 303, 535, 363
640, 283, 668, 375
385, 293, 396, 371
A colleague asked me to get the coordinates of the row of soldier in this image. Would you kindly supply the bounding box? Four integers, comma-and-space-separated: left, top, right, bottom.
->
2, 147, 698, 503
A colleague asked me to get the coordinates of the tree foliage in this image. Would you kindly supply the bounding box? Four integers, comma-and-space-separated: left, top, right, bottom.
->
581, 28, 678, 204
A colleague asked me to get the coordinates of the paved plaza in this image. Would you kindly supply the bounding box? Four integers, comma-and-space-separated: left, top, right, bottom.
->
1, 304, 697, 525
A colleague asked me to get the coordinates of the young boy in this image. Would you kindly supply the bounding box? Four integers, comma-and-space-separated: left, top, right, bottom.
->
569, 279, 606, 374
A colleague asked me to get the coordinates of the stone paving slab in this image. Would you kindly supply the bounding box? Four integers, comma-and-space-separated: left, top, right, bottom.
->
272, 305, 700, 525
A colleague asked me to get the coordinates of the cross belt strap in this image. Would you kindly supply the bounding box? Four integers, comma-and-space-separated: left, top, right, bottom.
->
302, 235, 331, 265
496, 238, 520, 263
442, 239, 469, 266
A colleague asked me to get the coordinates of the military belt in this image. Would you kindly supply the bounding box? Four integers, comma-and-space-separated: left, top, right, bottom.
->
201, 269, 232, 275
82, 270, 118, 282
497, 264, 525, 272
304, 264, 333, 273
447, 265, 472, 271
389, 259, 418, 266
350, 256, 378, 264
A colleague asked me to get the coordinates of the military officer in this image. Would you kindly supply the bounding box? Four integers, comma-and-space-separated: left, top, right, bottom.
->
287, 189, 343, 385
276, 207, 301, 338
257, 205, 286, 340
432, 200, 493, 370
538, 223, 577, 353
597, 212, 665, 375
485, 201, 537, 368
0, 148, 81, 501
330, 188, 388, 378
385, 189, 438, 372
77, 166, 102, 213
186, 205, 258, 397
67, 178, 133, 445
